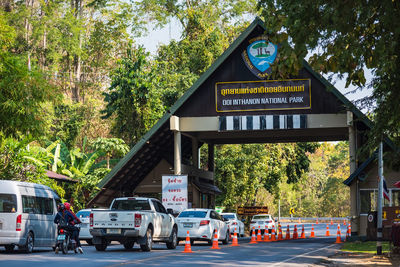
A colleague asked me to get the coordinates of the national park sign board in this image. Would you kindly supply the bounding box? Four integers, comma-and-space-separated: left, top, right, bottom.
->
215, 79, 311, 112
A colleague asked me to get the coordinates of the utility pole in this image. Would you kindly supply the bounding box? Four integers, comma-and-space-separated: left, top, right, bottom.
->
278, 199, 281, 222
377, 142, 383, 255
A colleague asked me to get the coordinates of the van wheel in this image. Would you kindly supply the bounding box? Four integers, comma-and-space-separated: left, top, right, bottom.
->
140, 228, 153, 252
5, 245, 15, 252
23, 232, 34, 253
166, 227, 177, 249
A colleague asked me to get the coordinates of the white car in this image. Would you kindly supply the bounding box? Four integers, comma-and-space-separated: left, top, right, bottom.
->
220, 213, 245, 237
177, 209, 229, 245
249, 214, 276, 234
76, 209, 92, 245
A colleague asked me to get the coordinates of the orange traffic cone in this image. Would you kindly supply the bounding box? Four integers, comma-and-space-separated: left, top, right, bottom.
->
277, 224, 283, 241
300, 225, 306, 239
325, 224, 330, 236
231, 227, 239, 247
250, 227, 257, 244
182, 230, 193, 253
257, 226, 262, 241
330, 218, 333, 225
271, 225, 277, 241
285, 225, 291, 240
335, 224, 342, 244
345, 225, 350, 242
310, 224, 315, 238
211, 229, 221, 249
344, 220, 347, 226
263, 226, 270, 242
316, 218, 319, 225
293, 225, 298, 239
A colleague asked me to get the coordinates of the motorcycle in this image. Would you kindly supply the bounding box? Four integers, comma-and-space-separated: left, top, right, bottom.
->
55, 226, 75, 254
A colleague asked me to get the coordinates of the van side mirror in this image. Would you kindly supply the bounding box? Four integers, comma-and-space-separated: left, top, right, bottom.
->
167, 208, 174, 214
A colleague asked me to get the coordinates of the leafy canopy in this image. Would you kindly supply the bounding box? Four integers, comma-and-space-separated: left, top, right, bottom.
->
258, 0, 400, 151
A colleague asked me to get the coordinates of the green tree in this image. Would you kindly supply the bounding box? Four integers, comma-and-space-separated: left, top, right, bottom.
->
91, 137, 129, 169
258, 0, 400, 153
102, 46, 163, 145
0, 135, 65, 198
0, 11, 55, 138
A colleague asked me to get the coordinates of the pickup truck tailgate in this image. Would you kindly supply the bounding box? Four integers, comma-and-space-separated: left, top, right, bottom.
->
92, 211, 136, 228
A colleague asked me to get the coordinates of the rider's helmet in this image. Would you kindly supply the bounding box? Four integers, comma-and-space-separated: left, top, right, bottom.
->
57, 203, 65, 212
64, 202, 71, 211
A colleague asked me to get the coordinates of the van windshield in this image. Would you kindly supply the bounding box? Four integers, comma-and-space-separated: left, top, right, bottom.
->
0, 194, 17, 213
111, 199, 151, 211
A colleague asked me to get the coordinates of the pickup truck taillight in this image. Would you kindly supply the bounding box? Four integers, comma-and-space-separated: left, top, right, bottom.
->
232, 222, 237, 225
199, 220, 210, 226
90, 213, 93, 227
135, 214, 142, 227
16, 214, 21, 231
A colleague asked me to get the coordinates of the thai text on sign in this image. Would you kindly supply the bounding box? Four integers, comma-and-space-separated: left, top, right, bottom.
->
162, 175, 188, 213
215, 79, 311, 112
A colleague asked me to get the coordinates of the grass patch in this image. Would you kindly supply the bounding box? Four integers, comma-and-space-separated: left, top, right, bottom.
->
341, 241, 390, 254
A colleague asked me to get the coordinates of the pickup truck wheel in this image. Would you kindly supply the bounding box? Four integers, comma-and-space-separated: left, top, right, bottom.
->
166, 227, 177, 249
95, 240, 107, 251
123, 241, 134, 250
86, 239, 93, 246
140, 228, 153, 252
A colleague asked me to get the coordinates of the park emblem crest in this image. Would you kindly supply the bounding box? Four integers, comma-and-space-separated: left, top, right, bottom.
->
242, 36, 278, 79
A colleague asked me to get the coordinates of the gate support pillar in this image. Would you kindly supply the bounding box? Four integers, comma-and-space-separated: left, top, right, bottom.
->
348, 111, 358, 235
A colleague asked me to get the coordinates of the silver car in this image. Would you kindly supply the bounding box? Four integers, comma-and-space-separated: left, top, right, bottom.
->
220, 212, 245, 237
250, 214, 276, 234
76, 209, 92, 245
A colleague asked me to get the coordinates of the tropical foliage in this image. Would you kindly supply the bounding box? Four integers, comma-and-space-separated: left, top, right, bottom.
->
0, 0, 367, 216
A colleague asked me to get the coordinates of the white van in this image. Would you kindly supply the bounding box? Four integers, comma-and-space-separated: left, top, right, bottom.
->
0, 180, 60, 253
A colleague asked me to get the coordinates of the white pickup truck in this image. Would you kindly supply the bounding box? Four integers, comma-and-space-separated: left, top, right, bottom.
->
89, 197, 178, 251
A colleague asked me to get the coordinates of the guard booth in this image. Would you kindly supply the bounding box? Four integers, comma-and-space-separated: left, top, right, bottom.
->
88, 17, 400, 237
367, 207, 400, 241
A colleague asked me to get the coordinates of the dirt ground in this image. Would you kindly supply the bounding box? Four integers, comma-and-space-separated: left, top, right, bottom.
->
316, 251, 400, 266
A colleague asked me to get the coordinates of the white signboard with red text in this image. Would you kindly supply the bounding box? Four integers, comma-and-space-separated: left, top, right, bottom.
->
162, 175, 188, 213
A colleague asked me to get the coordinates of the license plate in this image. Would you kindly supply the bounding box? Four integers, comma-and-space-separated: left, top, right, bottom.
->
57, 235, 65, 241
258, 221, 263, 224
81, 224, 87, 228
106, 228, 121, 234
183, 223, 193, 228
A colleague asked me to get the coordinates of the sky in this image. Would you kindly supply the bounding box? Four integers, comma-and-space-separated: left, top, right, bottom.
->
136, 19, 373, 108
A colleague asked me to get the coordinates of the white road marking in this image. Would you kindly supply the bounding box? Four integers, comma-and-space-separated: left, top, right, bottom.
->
269, 244, 337, 266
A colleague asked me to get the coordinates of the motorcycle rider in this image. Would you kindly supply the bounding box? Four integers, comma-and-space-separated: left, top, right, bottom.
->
54, 203, 82, 253
64, 202, 83, 253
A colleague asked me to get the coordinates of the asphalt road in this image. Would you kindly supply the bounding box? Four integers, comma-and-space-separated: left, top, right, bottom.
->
0, 223, 348, 267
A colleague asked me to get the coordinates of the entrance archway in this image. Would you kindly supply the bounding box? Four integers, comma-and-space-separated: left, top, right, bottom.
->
88, 17, 399, 237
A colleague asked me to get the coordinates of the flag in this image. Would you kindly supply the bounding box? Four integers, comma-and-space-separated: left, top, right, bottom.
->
383, 176, 390, 202
394, 180, 400, 189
